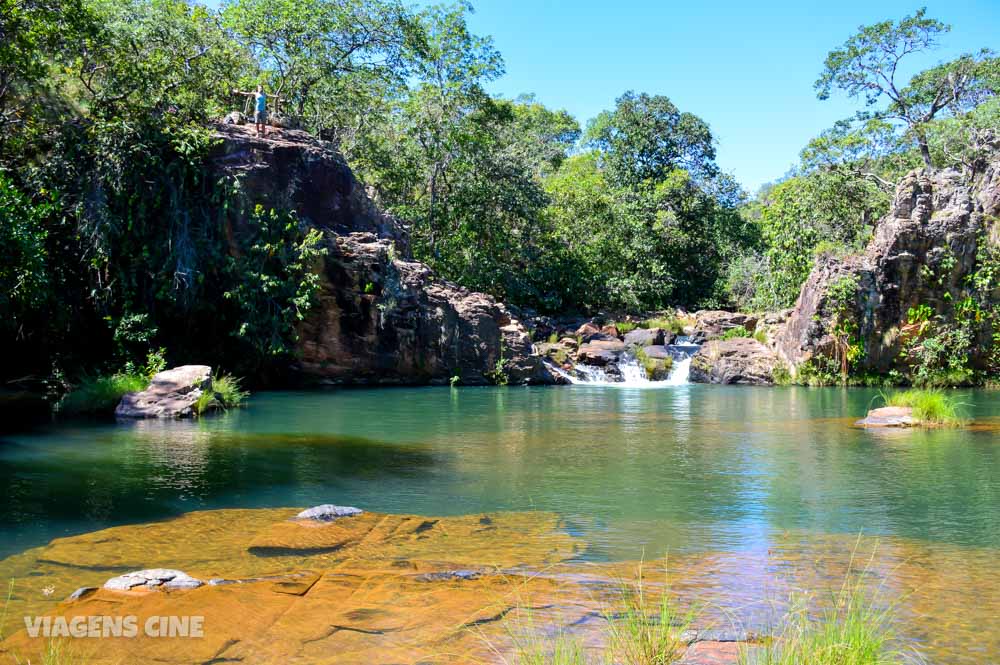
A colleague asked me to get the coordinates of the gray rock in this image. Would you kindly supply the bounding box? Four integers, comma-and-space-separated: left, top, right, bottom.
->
689, 339, 778, 385
576, 339, 625, 366
640, 345, 673, 360
623, 327, 665, 348
67, 586, 97, 601
414, 570, 481, 582
115, 365, 212, 419
104, 569, 202, 591
295, 504, 364, 521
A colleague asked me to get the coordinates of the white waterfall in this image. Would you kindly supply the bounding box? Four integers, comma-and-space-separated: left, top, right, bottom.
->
554, 340, 698, 387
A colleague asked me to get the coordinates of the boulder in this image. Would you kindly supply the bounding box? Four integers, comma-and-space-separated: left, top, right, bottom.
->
104, 569, 203, 591
855, 406, 918, 428
624, 327, 666, 348
776, 155, 1000, 376
693, 311, 758, 340
689, 339, 777, 385
222, 111, 246, 125
575, 322, 601, 338
115, 365, 211, 418
577, 339, 625, 366
600, 324, 621, 337
640, 345, 673, 360
295, 505, 363, 521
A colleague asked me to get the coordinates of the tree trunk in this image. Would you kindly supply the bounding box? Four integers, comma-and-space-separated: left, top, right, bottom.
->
918, 136, 933, 169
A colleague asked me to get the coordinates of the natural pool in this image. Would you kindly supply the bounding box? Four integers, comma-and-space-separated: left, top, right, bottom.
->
1, 385, 999, 663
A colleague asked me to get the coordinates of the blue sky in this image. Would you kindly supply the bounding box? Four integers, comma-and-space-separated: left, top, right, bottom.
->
462, 0, 999, 192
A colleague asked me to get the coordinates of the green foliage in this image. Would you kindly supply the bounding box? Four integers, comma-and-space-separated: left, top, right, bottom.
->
223, 205, 327, 367
721, 325, 750, 341
615, 321, 638, 334
58, 373, 149, 416
881, 389, 966, 426
639, 316, 684, 334
635, 346, 672, 380
193, 373, 249, 416
0, 174, 50, 325
485, 342, 509, 385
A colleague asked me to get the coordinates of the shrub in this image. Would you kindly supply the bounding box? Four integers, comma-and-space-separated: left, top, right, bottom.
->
606, 560, 693, 665
59, 373, 150, 416
880, 389, 966, 426
640, 316, 683, 334
616, 321, 639, 334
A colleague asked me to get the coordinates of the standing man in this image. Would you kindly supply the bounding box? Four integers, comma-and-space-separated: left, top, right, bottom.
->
233, 84, 275, 138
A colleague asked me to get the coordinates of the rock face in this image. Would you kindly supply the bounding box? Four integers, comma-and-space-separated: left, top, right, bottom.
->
211, 124, 559, 386
624, 327, 668, 348
115, 365, 212, 418
689, 339, 777, 385
777, 157, 1000, 375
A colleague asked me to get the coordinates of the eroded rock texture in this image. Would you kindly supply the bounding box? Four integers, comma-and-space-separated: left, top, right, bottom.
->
211, 125, 558, 386
776, 156, 1000, 375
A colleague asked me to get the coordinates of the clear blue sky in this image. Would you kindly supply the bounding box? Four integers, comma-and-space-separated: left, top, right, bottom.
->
462, 0, 999, 192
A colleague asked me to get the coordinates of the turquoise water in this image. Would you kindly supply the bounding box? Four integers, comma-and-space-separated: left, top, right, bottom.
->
2, 385, 998, 561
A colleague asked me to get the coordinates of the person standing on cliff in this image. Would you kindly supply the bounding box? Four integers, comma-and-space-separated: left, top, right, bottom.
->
233, 84, 272, 138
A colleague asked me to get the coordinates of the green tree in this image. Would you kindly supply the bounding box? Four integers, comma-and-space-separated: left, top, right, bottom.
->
584, 91, 716, 188
816, 8, 998, 167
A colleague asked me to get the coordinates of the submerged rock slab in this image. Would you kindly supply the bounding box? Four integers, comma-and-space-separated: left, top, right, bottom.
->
856, 406, 918, 427
115, 365, 211, 418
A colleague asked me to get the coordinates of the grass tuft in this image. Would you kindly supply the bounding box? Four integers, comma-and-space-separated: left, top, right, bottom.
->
880, 389, 967, 426
743, 547, 906, 665
640, 316, 684, 334
606, 560, 693, 665
58, 373, 149, 416
193, 373, 249, 416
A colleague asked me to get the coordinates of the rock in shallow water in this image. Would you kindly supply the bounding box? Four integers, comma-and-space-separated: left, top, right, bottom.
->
856, 406, 918, 427
104, 568, 203, 591
295, 504, 364, 521
115, 365, 212, 418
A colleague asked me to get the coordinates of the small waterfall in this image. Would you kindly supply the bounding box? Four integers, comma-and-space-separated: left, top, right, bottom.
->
555, 337, 700, 387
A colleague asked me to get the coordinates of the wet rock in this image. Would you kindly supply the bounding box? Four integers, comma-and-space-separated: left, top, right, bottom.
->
222, 111, 246, 125
295, 505, 363, 521
67, 586, 97, 601
413, 570, 481, 582
104, 569, 203, 591
693, 311, 758, 340
624, 327, 666, 348
689, 339, 777, 385
577, 339, 626, 366
640, 345, 673, 360
115, 366, 211, 419
856, 406, 918, 427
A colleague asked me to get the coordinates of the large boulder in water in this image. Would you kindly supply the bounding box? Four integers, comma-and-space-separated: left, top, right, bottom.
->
115, 365, 212, 418
776, 155, 1000, 376
623, 327, 671, 348
689, 339, 777, 385
577, 338, 625, 366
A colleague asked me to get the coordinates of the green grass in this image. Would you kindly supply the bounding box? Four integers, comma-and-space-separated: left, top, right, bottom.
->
193, 373, 249, 416
639, 316, 684, 334
548, 332, 560, 344
616, 321, 639, 334
880, 388, 967, 426
58, 373, 149, 416
605, 560, 693, 665
720, 325, 751, 341
742, 548, 905, 665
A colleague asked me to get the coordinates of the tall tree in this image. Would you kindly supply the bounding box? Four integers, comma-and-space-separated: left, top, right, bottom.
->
815, 8, 998, 167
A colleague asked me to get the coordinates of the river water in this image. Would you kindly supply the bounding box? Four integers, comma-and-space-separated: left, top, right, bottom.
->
1, 385, 998, 662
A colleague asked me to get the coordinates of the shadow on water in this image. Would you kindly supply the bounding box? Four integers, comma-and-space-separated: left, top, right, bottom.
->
0, 422, 439, 558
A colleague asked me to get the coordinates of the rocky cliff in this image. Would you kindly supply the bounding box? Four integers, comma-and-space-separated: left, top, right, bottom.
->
211, 125, 559, 386
776, 154, 1000, 377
